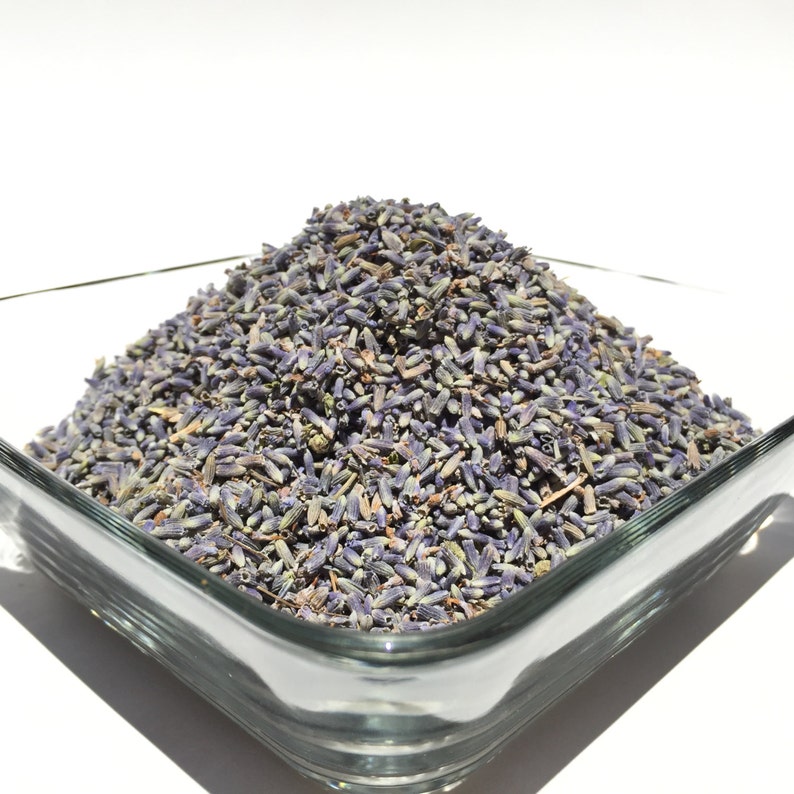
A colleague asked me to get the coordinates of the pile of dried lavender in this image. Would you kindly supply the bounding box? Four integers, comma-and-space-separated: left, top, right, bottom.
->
27, 198, 756, 631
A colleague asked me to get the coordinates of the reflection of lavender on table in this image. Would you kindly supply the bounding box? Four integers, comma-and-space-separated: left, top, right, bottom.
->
25, 198, 757, 631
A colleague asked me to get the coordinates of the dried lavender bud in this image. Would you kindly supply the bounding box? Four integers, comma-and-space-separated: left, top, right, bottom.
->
25, 197, 757, 632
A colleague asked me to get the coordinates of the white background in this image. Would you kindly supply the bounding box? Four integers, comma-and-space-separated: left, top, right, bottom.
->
1, 2, 793, 793
1, 1, 793, 296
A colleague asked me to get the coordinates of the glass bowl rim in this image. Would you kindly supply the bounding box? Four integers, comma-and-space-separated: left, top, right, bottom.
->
2, 256, 791, 665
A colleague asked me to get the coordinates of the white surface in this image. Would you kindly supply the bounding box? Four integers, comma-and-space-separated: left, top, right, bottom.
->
1, 3, 793, 793
0, 607, 205, 794
542, 533, 794, 794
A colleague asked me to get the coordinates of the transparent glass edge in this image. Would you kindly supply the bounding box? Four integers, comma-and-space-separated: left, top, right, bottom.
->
0, 253, 713, 302
0, 254, 253, 302
2, 413, 793, 664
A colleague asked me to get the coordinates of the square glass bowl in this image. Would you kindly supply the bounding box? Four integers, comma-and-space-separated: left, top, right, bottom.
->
1, 256, 792, 794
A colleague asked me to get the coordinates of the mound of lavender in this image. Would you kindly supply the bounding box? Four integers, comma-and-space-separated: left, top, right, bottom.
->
26, 198, 756, 631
